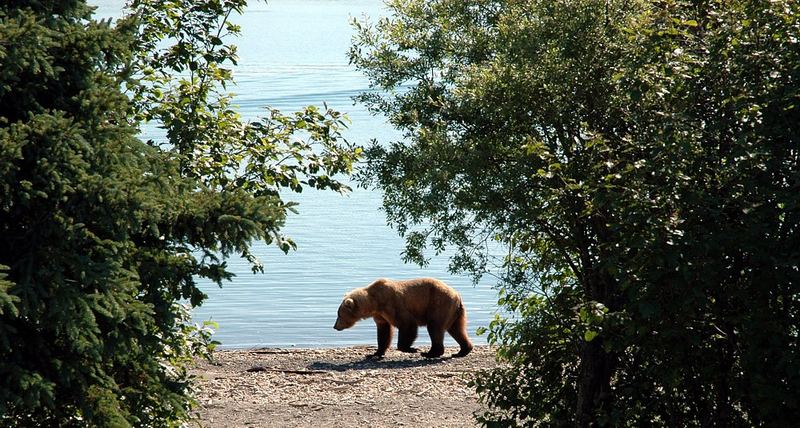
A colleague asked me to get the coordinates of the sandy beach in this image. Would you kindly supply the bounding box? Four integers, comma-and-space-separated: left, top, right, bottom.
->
191, 345, 497, 427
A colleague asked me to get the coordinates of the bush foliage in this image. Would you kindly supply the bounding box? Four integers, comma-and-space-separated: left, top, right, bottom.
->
351, 0, 799, 425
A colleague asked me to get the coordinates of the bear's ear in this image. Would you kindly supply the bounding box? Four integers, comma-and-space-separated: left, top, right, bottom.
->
343, 297, 355, 309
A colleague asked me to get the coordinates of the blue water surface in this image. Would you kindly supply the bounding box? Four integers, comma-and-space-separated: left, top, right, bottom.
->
91, 0, 501, 348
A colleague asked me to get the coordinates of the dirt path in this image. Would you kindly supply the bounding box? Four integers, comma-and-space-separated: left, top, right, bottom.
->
192, 346, 496, 427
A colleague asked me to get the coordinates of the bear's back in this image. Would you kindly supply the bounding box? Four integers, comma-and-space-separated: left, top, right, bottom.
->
368, 278, 462, 323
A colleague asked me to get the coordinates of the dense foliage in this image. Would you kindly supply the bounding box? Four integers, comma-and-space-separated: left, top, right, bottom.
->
351, 0, 799, 425
0, 0, 357, 425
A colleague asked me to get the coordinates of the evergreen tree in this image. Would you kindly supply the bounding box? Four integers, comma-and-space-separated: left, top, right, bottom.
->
1, 0, 357, 425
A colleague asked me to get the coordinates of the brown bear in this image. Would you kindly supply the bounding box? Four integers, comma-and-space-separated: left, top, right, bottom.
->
333, 277, 473, 359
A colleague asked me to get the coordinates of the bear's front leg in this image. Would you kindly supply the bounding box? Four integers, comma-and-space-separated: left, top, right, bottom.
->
368, 317, 393, 359
396, 325, 419, 353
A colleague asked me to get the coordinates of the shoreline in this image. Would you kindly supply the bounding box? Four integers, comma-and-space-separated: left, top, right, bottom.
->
192, 345, 497, 427
211, 340, 489, 350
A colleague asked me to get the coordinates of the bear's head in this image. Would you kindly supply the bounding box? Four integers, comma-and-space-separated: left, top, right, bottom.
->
333, 290, 368, 331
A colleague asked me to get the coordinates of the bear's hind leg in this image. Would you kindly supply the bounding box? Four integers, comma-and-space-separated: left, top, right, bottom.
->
396, 325, 419, 353
421, 324, 445, 358
448, 310, 473, 358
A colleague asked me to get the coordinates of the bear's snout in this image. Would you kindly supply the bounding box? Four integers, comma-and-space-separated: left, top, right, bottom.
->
334, 316, 355, 331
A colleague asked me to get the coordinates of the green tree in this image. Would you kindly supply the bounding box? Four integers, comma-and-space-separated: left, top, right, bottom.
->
351, 0, 799, 425
0, 0, 357, 425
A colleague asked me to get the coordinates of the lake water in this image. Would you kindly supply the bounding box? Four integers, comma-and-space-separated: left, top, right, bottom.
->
91, 0, 500, 348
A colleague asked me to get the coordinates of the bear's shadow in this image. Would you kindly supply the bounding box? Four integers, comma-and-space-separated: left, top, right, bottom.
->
308, 354, 452, 372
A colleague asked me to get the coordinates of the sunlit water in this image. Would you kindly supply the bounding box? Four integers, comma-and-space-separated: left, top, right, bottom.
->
91, 0, 500, 348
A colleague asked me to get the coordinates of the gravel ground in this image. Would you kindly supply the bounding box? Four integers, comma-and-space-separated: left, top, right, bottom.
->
191, 345, 497, 427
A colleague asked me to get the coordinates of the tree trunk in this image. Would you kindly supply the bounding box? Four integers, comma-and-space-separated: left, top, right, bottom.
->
576, 337, 616, 427
573, 216, 621, 426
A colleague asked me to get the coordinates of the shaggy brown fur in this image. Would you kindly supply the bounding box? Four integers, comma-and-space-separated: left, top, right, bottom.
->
333, 278, 473, 358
